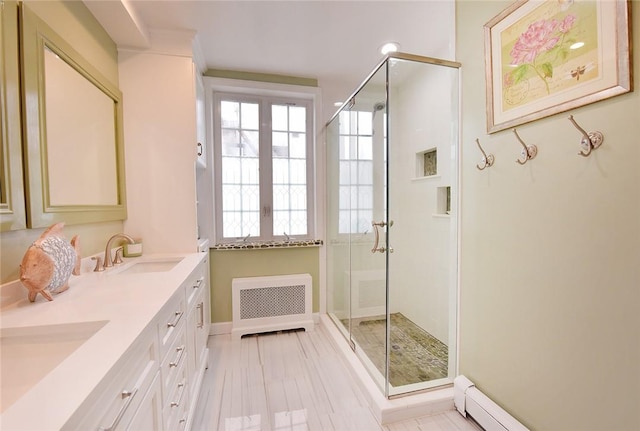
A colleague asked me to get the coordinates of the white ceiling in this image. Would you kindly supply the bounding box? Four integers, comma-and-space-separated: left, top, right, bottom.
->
88, 0, 455, 85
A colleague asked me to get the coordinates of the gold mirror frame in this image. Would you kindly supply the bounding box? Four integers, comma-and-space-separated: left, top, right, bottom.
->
20, 4, 126, 228
0, 0, 27, 232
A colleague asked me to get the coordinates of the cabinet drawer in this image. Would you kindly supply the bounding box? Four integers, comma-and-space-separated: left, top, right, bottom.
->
185, 257, 207, 308
161, 320, 187, 399
163, 356, 189, 430
157, 289, 186, 361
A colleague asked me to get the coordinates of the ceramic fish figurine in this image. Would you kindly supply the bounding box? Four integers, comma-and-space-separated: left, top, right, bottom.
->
19, 222, 81, 302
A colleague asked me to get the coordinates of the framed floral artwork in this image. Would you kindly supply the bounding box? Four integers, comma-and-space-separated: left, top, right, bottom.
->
484, 0, 632, 133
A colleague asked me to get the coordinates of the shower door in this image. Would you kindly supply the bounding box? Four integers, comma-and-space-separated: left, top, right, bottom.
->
327, 53, 460, 398
327, 63, 390, 392
385, 57, 459, 396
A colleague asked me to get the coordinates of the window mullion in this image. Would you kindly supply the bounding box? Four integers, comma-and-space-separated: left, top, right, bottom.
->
305, 101, 314, 238
260, 98, 273, 240
213, 95, 224, 242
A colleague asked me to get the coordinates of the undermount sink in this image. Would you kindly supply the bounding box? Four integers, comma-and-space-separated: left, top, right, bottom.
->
114, 258, 183, 275
0, 320, 108, 413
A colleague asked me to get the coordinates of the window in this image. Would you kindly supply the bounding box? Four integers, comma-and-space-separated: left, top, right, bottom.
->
213, 92, 314, 243
337, 109, 386, 234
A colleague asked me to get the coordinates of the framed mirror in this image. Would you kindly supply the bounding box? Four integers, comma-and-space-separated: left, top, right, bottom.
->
20, 4, 126, 228
0, 0, 27, 232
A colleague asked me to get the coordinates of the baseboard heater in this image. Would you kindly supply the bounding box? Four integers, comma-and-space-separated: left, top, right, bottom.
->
231, 273, 313, 340
454, 376, 529, 431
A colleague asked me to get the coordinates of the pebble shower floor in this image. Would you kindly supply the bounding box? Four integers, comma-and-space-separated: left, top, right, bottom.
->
344, 313, 448, 387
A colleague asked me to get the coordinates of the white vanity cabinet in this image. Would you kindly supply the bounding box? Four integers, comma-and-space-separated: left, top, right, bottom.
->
50, 254, 211, 431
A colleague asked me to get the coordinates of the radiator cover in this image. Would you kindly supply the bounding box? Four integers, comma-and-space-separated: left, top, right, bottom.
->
232, 274, 313, 340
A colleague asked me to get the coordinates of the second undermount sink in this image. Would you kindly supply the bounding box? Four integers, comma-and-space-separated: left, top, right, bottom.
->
114, 258, 183, 275
0, 320, 108, 413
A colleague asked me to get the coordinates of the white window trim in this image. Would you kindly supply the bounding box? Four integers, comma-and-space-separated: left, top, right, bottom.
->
204, 77, 322, 245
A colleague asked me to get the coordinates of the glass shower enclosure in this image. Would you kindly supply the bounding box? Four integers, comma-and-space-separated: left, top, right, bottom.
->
326, 53, 461, 397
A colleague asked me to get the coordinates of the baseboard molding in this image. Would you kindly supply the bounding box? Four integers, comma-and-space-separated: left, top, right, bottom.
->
454, 375, 529, 431
209, 321, 232, 335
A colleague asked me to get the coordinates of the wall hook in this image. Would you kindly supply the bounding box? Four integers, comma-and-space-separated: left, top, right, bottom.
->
513, 128, 537, 165
475, 138, 495, 170
567, 115, 604, 157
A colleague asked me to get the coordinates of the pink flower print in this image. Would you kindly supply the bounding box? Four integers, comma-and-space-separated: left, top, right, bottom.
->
559, 14, 576, 33
510, 19, 560, 65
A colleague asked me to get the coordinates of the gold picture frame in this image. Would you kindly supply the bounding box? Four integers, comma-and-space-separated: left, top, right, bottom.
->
484, 0, 633, 134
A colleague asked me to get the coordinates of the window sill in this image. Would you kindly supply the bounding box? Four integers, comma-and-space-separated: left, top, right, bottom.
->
211, 239, 323, 251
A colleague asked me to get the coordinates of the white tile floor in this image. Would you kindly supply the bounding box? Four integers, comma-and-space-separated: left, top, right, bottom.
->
192, 324, 482, 431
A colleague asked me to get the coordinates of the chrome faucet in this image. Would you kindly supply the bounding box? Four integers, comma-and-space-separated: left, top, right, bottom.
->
104, 233, 136, 268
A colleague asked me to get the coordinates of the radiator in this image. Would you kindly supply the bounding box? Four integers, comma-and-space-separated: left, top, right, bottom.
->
454, 376, 529, 431
231, 274, 313, 340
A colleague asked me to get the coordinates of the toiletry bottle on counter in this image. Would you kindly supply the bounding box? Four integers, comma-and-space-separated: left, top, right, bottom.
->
123, 239, 143, 257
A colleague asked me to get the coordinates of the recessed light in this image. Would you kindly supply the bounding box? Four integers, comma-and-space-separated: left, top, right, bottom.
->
570, 41, 585, 50
380, 42, 400, 55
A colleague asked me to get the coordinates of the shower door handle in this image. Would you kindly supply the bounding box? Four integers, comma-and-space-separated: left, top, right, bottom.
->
371, 220, 393, 253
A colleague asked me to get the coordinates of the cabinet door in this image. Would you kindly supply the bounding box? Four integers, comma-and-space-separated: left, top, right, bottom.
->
185, 271, 209, 403
0, 0, 26, 231
195, 66, 206, 168
195, 281, 211, 362
186, 290, 204, 396
126, 374, 163, 431
63, 327, 159, 431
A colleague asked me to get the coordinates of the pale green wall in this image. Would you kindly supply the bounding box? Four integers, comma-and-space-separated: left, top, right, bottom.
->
457, 1, 639, 430
0, 1, 121, 284
209, 247, 320, 323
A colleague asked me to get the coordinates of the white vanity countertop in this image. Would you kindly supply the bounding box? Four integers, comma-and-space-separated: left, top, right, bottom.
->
0, 251, 207, 430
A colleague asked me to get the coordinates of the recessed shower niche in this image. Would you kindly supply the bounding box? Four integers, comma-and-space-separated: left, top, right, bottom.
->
437, 186, 451, 215
326, 52, 460, 398
418, 148, 438, 177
